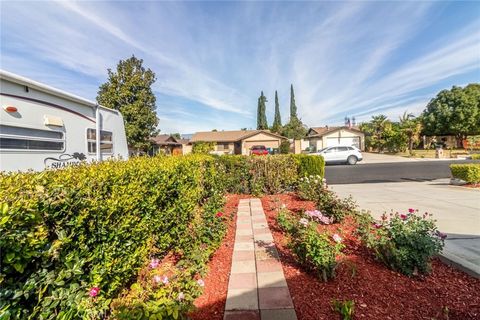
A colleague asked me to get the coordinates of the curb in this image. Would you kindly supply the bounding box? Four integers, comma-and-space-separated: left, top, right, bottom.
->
438, 250, 480, 279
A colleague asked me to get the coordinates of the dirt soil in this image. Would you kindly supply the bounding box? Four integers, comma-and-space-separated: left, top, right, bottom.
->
262, 193, 480, 320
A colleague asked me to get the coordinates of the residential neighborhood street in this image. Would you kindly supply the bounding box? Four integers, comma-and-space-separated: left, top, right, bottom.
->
325, 158, 480, 184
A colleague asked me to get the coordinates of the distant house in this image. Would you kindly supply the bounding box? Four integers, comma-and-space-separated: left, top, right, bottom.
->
150, 135, 190, 155
304, 126, 365, 151
190, 130, 287, 155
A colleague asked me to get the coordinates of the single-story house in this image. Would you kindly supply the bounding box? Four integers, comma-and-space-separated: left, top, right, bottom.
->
149, 135, 190, 155
304, 126, 365, 151
190, 130, 287, 155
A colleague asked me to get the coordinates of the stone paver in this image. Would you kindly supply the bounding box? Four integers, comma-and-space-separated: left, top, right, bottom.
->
224, 199, 296, 320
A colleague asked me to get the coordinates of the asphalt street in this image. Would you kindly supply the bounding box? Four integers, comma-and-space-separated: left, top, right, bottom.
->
325, 160, 480, 184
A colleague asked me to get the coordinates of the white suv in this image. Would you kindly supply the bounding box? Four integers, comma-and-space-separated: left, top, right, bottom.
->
312, 146, 363, 165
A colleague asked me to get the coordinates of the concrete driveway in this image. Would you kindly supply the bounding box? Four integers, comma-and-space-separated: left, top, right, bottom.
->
330, 178, 480, 235
359, 152, 462, 164
330, 179, 480, 277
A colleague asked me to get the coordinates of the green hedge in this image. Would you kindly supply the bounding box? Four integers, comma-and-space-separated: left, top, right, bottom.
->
217, 154, 325, 195
470, 154, 480, 160
450, 163, 480, 184
0, 155, 224, 319
0, 154, 323, 318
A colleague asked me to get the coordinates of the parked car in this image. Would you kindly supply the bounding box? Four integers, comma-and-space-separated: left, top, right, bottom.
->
312, 146, 363, 165
250, 145, 269, 155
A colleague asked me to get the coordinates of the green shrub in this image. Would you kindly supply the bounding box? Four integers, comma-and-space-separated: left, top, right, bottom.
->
470, 154, 480, 160
331, 299, 355, 320
357, 210, 445, 276
294, 154, 325, 178
192, 141, 215, 154
279, 140, 290, 154
450, 163, 480, 183
297, 176, 356, 223
217, 155, 300, 195
0, 155, 225, 319
277, 210, 343, 282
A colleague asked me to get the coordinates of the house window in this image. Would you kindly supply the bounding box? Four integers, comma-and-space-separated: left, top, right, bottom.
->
217, 143, 229, 151
87, 128, 113, 154
0, 125, 64, 151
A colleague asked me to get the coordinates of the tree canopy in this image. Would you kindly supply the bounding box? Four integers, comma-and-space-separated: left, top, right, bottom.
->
97, 55, 159, 151
421, 84, 480, 146
257, 91, 268, 130
271, 90, 282, 133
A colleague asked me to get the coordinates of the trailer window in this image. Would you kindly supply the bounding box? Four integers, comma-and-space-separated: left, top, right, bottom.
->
87, 129, 113, 154
0, 125, 64, 151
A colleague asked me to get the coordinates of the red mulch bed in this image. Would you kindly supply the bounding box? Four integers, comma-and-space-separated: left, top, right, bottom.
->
262, 193, 480, 320
190, 194, 251, 320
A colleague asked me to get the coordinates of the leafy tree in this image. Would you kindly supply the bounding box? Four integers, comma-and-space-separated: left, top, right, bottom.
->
170, 133, 181, 140
279, 140, 290, 154
192, 141, 215, 154
257, 91, 268, 130
360, 115, 407, 152
271, 90, 282, 133
290, 84, 298, 119
97, 55, 159, 151
281, 116, 307, 139
422, 84, 480, 147
399, 112, 422, 154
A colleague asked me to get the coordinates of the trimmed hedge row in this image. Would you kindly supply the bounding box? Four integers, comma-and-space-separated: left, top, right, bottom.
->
218, 154, 325, 195
0, 154, 325, 319
450, 163, 480, 184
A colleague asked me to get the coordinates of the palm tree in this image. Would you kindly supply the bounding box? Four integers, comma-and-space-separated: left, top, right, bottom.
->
399, 111, 422, 154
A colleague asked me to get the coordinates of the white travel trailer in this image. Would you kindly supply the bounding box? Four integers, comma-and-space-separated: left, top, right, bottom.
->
0, 70, 129, 172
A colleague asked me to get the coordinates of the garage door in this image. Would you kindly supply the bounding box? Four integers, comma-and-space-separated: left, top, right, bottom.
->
326, 137, 360, 148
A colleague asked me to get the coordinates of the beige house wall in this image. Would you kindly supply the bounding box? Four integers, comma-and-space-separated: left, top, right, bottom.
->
182, 144, 192, 155
241, 132, 282, 155
214, 142, 235, 155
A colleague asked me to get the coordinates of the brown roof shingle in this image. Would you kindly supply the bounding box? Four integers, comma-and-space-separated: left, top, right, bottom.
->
191, 130, 286, 142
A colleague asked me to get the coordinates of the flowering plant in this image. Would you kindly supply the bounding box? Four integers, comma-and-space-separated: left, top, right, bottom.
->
358, 209, 445, 276
305, 209, 334, 225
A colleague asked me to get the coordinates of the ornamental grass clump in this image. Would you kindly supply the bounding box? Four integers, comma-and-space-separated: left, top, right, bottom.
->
357, 209, 446, 276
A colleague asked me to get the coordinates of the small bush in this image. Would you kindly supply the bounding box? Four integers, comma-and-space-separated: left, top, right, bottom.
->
192, 141, 215, 154
331, 299, 355, 320
294, 154, 325, 178
470, 154, 480, 160
297, 176, 356, 223
277, 210, 343, 282
357, 210, 445, 276
279, 140, 290, 154
450, 163, 480, 183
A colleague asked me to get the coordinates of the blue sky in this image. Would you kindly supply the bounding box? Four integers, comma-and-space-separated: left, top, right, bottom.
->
1, 1, 479, 134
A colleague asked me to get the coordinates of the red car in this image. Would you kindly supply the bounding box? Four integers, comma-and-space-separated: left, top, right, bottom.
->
250, 145, 269, 155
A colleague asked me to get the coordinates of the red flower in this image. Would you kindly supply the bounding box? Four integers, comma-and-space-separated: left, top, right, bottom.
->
216, 212, 223, 218
400, 214, 407, 220
89, 287, 100, 297
408, 208, 415, 214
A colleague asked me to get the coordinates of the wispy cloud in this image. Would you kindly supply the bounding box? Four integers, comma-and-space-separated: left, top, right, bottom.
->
1, 1, 478, 133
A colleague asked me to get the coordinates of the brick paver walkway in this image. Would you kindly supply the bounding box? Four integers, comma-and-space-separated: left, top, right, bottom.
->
224, 198, 297, 320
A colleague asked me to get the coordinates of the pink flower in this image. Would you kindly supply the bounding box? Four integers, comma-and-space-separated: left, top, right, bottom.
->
153, 275, 162, 284
332, 234, 342, 243
89, 287, 100, 297
400, 214, 407, 220
408, 208, 415, 214
373, 222, 382, 229
197, 279, 205, 287
149, 258, 160, 269
216, 212, 223, 218
436, 231, 447, 240
178, 292, 185, 301
161, 276, 169, 285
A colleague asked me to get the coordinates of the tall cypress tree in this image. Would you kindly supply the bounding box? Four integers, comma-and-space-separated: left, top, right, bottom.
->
257, 91, 268, 130
290, 84, 298, 120
272, 90, 282, 133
